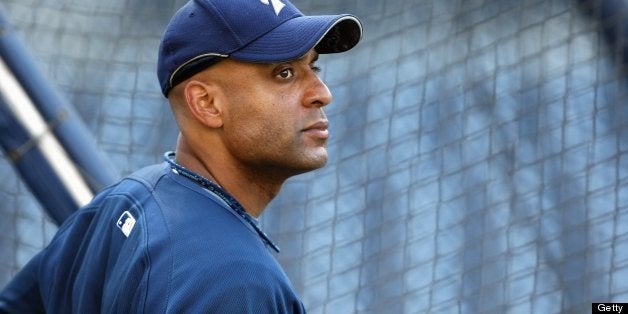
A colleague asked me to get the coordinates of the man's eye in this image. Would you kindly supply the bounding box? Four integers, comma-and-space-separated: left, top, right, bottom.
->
278, 68, 294, 79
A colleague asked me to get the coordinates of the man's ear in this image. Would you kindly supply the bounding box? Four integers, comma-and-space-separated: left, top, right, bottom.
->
183, 80, 224, 128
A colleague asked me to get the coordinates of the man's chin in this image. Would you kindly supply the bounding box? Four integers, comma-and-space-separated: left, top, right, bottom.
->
294, 153, 328, 175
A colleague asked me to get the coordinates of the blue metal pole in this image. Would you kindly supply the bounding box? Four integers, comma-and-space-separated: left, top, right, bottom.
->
0, 7, 119, 224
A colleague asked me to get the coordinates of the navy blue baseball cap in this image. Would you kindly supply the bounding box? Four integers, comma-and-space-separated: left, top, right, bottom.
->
157, 0, 363, 97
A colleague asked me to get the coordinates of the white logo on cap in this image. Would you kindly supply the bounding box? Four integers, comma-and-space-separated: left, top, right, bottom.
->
260, 0, 285, 16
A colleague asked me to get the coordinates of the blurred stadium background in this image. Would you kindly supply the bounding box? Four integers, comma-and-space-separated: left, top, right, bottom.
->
1, 0, 628, 313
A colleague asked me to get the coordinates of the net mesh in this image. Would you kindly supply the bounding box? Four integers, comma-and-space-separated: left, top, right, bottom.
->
1, 0, 628, 313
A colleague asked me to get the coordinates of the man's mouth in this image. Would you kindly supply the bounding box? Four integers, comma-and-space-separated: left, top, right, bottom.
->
303, 120, 330, 140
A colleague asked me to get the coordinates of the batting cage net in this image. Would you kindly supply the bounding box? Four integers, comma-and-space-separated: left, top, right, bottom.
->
1, 0, 628, 313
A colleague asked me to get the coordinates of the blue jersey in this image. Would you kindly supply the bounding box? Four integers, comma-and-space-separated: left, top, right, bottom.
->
0, 162, 306, 313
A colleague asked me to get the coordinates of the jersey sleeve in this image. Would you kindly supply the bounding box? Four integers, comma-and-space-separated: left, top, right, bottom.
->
0, 253, 45, 314
1, 182, 153, 314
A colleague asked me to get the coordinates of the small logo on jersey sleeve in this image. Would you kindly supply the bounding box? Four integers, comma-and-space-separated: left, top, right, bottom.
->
116, 211, 136, 237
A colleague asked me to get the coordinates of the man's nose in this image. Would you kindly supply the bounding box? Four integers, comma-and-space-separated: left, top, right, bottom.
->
304, 74, 333, 108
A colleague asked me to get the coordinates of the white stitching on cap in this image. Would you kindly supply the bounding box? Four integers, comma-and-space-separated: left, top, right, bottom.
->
169, 52, 229, 88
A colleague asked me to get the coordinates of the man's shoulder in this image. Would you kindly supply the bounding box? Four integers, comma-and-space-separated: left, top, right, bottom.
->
107, 163, 168, 196
126, 163, 169, 188
81, 163, 166, 207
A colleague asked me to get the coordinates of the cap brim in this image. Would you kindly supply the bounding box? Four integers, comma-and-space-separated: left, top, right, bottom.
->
230, 14, 362, 63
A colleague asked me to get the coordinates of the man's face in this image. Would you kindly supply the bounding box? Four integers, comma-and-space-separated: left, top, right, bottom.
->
212, 49, 333, 178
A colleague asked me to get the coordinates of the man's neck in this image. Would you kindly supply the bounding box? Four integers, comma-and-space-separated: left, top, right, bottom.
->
174, 139, 284, 218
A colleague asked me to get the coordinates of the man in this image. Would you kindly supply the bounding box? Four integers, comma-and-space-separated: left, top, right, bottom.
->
0, 0, 362, 312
